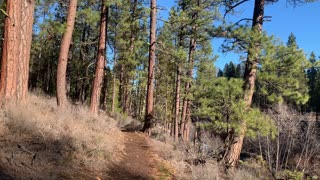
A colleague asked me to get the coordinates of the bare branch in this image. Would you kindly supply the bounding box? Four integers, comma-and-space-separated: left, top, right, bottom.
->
224, 0, 250, 18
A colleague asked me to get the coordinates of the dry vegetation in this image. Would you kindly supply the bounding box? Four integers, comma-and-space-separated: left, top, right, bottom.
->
147, 104, 320, 180
145, 105, 320, 180
0, 93, 124, 179
2, 93, 318, 180
149, 132, 265, 180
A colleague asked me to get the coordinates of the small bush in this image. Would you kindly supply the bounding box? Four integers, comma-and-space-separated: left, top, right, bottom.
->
277, 170, 304, 180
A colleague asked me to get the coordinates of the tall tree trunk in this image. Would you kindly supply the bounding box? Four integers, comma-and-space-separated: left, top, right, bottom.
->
18, 0, 35, 101
174, 1, 186, 141
224, 0, 264, 168
170, 92, 176, 137
181, 32, 196, 141
129, 80, 135, 112
90, 2, 108, 114
77, 25, 87, 101
142, 0, 157, 133
181, 0, 199, 142
124, 79, 130, 114
0, 0, 35, 104
101, 72, 108, 110
111, 48, 117, 113
185, 106, 191, 141
123, 0, 138, 115
56, 0, 77, 106
119, 65, 124, 111
174, 66, 181, 141
135, 69, 142, 118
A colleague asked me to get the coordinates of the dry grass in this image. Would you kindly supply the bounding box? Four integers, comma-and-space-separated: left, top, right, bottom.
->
149, 136, 189, 179
149, 133, 264, 180
111, 112, 143, 131
0, 93, 270, 179
0, 93, 124, 179
227, 167, 261, 180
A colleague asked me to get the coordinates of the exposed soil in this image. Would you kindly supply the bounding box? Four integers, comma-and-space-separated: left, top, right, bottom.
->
0, 130, 175, 180
107, 132, 175, 180
0, 132, 103, 180
0, 96, 175, 179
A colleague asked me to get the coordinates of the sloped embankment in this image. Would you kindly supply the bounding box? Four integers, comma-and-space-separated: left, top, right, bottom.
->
0, 94, 176, 179
0, 94, 123, 179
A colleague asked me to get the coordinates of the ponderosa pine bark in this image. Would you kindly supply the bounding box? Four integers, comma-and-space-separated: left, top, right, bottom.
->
123, 0, 138, 115
90, 1, 108, 114
142, 0, 157, 133
180, 25, 197, 142
124, 80, 130, 114
0, 0, 35, 104
224, 0, 264, 168
174, 66, 181, 141
184, 38, 196, 141
119, 65, 124, 112
56, 0, 77, 106
111, 47, 117, 113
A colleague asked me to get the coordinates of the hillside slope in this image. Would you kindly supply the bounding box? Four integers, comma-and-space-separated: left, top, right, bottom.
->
0, 94, 175, 179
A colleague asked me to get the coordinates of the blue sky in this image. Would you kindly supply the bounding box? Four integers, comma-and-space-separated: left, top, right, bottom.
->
157, 0, 320, 69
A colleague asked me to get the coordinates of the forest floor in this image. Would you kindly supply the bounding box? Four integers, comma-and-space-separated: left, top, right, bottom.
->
0, 94, 176, 179
107, 132, 176, 179
0, 94, 275, 180
0, 131, 176, 180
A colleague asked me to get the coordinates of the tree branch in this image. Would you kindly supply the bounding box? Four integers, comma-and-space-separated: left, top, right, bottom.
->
224, 0, 250, 18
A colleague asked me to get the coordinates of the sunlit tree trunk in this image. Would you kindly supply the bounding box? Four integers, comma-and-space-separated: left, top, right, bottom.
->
224, 0, 264, 168
90, 1, 108, 114
56, 0, 77, 106
111, 48, 117, 113
174, 66, 181, 141
142, 0, 157, 133
119, 65, 124, 111
181, 30, 196, 141
0, 0, 35, 104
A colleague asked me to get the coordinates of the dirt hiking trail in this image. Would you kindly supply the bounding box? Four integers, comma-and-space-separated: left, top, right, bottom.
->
107, 132, 175, 180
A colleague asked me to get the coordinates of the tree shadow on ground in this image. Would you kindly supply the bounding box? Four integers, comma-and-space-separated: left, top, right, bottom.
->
120, 121, 143, 132
0, 131, 98, 179
0, 168, 13, 180
105, 132, 154, 180
107, 163, 150, 180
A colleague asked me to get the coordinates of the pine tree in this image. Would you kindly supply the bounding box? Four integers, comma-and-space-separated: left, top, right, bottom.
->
179, 0, 219, 141
257, 34, 309, 106
223, 62, 236, 79
314, 71, 320, 119
56, 0, 78, 106
70, 0, 100, 103
221, 16, 310, 167
217, 69, 224, 77
90, 0, 108, 114
287, 32, 298, 48
224, 0, 266, 167
0, 0, 35, 103
0, 1, 6, 60
162, 6, 187, 141
108, 0, 147, 115
235, 63, 244, 78
142, 0, 157, 134
307, 51, 320, 115
154, 8, 185, 140
193, 61, 275, 145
